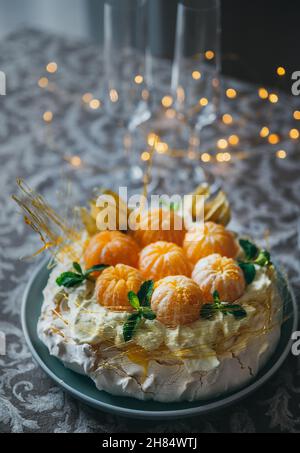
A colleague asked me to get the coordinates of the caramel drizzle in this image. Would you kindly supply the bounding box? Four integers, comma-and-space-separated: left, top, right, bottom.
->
12, 178, 81, 262
49, 280, 288, 373
47, 298, 289, 384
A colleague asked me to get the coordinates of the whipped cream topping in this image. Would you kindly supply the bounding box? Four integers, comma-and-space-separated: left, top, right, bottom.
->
38, 253, 282, 402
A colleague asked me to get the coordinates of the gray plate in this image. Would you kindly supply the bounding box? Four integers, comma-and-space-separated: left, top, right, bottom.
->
21, 259, 298, 420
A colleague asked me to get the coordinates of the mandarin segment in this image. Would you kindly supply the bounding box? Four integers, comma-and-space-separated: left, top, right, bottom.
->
95, 264, 144, 311
83, 231, 139, 273
192, 253, 246, 302
131, 208, 185, 247
139, 241, 191, 281
151, 276, 204, 326
184, 221, 238, 265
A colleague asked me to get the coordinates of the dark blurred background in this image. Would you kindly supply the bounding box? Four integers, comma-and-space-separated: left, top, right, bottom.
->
0, 0, 297, 91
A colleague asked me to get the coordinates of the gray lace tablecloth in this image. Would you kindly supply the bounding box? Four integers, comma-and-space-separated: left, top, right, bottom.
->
0, 29, 300, 433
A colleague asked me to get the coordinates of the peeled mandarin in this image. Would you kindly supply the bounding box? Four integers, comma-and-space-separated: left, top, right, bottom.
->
83, 231, 139, 274
151, 276, 204, 326
95, 264, 144, 311
131, 208, 185, 247
192, 253, 245, 302
139, 241, 191, 281
184, 221, 238, 265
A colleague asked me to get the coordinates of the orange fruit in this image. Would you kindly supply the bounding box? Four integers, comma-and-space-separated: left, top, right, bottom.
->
151, 276, 204, 326
95, 264, 144, 311
83, 231, 139, 274
139, 241, 191, 281
131, 208, 185, 247
184, 221, 238, 265
192, 253, 245, 302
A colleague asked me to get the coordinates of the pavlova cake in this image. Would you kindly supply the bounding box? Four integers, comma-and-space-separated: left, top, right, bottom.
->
37, 188, 282, 402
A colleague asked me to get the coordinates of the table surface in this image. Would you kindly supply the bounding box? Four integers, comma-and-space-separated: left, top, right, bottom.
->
0, 28, 300, 433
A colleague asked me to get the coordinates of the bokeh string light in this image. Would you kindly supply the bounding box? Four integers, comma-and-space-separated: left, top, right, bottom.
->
260, 126, 270, 138
226, 88, 237, 99
199, 97, 208, 106
38, 60, 298, 171
276, 66, 286, 76
161, 95, 173, 108
276, 149, 287, 159
293, 110, 300, 120
43, 111, 53, 123
46, 61, 58, 73
192, 71, 201, 80
258, 88, 269, 99
134, 74, 144, 84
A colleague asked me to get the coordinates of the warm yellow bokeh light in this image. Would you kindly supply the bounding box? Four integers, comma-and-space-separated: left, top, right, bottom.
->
217, 139, 228, 149
46, 62, 58, 73
147, 133, 159, 147
276, 66, 286, 76
161, 95, 173, 108
89, 99, 101, 109
205, 50, 215, 60
258, 88, 269, 99
276, 150, 287, 159
269, 93, 278, 103
228, 134, 239, 145
216, 153, 225, 162
82, 92, 93, 103
38, 77, 49, 88
70, 156, 82, 167
289, 128, 299, 139
222, 152, 231, 162
199, 97, 208, 106
43, 111, 53, 122
226, 88, 237, 99
134, 75, 144, 84
268, 133, 280, 144
222, 113, 233, 125
293, 110, 300, 120
201, 153, 211, 162
260, 126, 270, 138
192, 71, 201, 80
141, 151, 150, 161
109, 89, 119, 103
156, 142, 168, 154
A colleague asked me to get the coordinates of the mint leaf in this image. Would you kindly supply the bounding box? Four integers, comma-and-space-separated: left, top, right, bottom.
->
128, 291, 140, 310
137, 280, 154, 307
200, 292, 247, 321
123, 282, 156, 340
226, 304, 247, 320
239, 239, 259, 260
123, 312, 141, 342
84, 264, 109, 276
255, 250, 272, 267
238, 240, 272, 285
238, 262, 256, 284
56, 272, 84, 288
56, 263, 109, 288
212, 290, 221, 305
200, 304, 216, 320
73, 262, 83, 275
141, 307, 156, 320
